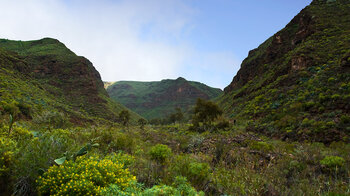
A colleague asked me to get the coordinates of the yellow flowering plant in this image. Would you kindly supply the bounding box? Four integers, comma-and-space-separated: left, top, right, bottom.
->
37, 155, 137, 196
0, 136, 16, 177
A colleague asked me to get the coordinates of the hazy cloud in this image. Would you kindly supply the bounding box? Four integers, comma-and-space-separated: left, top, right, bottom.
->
0, 0, 237, 88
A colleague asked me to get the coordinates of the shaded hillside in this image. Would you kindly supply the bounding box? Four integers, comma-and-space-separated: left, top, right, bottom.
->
106, 77, 223, 119
219, 0, 350, 143
0, 38, 140, 124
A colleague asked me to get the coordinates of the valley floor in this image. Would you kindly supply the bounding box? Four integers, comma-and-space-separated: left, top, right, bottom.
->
0, 117, 349, 195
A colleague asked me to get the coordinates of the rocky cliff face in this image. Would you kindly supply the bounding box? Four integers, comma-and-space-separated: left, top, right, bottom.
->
0, 38, 139, 123
106, 77, 223, 119
219, 0, 350, 143
225, 3, 317, 93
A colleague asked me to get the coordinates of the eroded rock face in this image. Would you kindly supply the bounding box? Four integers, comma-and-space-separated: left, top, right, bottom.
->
0, 38, 127, 121
224, 7, 316, 93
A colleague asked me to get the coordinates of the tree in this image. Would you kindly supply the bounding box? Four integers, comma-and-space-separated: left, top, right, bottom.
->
118, 110, 130, 126
169, 107, 184, 124
138, 118, 147, 129
192, 98, 223, 131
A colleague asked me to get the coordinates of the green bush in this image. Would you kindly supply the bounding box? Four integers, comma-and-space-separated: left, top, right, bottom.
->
149, 144, 172, 163
249, 141, 273, 152
169, 155, 211, 189
33, 111, 69, 128
172, 176, 204, 196
143, 185, 178, 196
320, 156, 345, 168
0, 137, 16, 177
0, 137, 16, 194
13, 128, 75, 195
1, 101, 20, 117
99, 182, 142, 196
17, 102, 32, 118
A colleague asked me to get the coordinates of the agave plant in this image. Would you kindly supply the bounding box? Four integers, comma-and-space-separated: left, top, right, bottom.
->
54, 140, 99, 165
8, 114, 14, 135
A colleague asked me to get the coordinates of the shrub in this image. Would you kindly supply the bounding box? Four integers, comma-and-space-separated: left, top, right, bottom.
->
320, 156, 345, 168
249, 141, 273, 152
107, 152, 135, 168
100, 131, 136, 154
149, 144, 172, 163
188, 162, 211, 186
118, 110, 130, 126
138, 118, 147, 129
37, 156, 137, 195
1, 101, 20, 117
143, 185, 178, 196
100, 182, 142, 196
17, 102, 32, 118
169, 155, 211, 189
172, 176, 204, 196
33, 111, 69, 128
0, 137, 16, 194
142, 176, 204, 196
0, 137, 16, 177
13, 129, 75, 195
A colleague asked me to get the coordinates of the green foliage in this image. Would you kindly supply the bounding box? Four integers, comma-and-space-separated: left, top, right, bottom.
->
172, 176, 204, 196
249, 141, 274, 152
169, 107, 185, 124
138, 118, 147, 129
217, 0, 350, 142
37, 156, 137, 195
320, 156, 345, 168
169, 155, 211, 189
149, 144, 172, 163
142, 185, 179, 195
106, 79, 223, 120
33, 111, 69, 129
142, 178, 204, 196
0, 38, 141, 125
54, 141, 100, 165
0, 136, 16, 194
0, 137, 16, 177
100, 182, 142, 196
119, 110, 130, 126
192, 98, 223, 132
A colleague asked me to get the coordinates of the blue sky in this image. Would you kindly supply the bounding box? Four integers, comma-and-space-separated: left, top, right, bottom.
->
0, 0, 312, 89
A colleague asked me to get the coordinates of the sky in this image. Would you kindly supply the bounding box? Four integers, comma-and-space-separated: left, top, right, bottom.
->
0, 0, 312, 89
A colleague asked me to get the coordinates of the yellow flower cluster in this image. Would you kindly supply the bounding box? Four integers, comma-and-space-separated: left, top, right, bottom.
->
37, 155, 137, 196
0, 137, 15, 177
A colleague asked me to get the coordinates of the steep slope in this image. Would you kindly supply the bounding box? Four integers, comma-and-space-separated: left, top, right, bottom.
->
0, 38, 140, 124
106, 77, 223, 119
219, 0, 350, 143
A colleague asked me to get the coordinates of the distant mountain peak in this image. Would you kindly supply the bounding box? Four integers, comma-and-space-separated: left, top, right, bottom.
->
106, 79, 223, 119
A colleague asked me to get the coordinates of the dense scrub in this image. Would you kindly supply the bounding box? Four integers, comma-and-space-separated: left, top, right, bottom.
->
0, 114, 348, 195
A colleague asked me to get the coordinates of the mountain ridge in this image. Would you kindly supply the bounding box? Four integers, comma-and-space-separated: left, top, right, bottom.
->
106, 77, 223, 120
0, 37, 140, 124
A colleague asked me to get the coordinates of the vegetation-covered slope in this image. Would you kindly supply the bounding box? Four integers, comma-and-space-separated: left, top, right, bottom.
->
219, 0, 350, 143
106, 77, 223, 119
0, 38, 140, 123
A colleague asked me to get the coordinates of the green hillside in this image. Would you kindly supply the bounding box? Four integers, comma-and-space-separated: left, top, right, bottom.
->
0, 38, 140, 124
219, 0, 350, 143
106, 77, 223, 119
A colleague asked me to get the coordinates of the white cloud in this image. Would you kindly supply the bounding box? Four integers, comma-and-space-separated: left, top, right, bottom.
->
0, 0, 237, 88
0, 0, 194, 81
